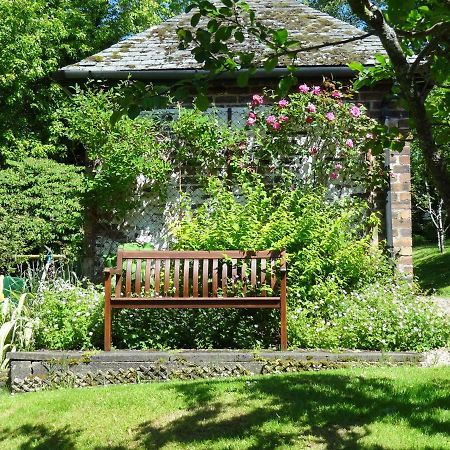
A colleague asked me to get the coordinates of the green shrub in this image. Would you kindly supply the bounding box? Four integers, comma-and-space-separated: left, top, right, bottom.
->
33, 280, 103, 350
54, 87, 171, 218
0, 158, 85, 269
289, 278, 449, 351
113, 308, 278, 350
166, 177, 448, 351
26, 176, 450, 351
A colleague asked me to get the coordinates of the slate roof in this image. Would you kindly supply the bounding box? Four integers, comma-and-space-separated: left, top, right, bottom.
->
59, 0, 385, 78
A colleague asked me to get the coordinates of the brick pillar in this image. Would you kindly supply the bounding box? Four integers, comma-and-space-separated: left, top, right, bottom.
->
387, 140, 413, 275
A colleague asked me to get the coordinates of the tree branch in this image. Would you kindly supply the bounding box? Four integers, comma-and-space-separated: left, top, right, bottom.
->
284, 32, 374, 55
409, 37, 443, 75
396, 22, 450, 39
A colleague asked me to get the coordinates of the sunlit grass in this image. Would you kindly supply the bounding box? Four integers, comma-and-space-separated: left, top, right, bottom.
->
1, 366, 449, 449
414, 239, 450, 296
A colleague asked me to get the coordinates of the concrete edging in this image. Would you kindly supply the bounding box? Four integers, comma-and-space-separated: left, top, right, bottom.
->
6, 349, 423, 393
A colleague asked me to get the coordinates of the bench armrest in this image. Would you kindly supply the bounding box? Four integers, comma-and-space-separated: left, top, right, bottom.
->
103, 268, 121, 275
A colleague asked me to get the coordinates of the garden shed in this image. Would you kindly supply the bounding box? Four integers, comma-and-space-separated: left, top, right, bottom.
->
58, 0, 413, 274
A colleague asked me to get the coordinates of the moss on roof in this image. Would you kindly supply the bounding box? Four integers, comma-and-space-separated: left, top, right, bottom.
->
60, 0, 385, 76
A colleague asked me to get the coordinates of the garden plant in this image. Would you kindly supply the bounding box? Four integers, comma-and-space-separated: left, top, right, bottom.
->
1, 82, 448, 364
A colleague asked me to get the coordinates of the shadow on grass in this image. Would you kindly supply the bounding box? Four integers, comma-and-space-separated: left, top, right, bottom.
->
0, 424, 128, 450
414, 244, 450, 294
1, 372, 448, 449
136, 372, 450, 449
0, 424, 79, 450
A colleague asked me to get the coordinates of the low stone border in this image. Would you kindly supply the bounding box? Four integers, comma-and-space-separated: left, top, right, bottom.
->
6, 349, 423, 393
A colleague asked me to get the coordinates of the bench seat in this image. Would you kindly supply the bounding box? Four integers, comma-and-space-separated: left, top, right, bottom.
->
104, 250, 287, 350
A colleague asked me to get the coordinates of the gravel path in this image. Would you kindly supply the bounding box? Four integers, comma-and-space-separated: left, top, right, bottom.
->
433, 296, 450, 316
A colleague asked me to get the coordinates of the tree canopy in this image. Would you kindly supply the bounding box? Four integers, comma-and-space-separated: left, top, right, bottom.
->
0, 0, 167, 163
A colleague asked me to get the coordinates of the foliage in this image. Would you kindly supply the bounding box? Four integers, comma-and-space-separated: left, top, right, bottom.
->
425, 86, 450, 160
113, 308, 278, 349
0, 158, 85, 269
172, 177, 389, 288
0, 294, 35, 369
411, 86, 450, 248
302, 0, 363, 26
33, 279, 103, 351
171, 0, 450, 219
0, 0, 167, 163
54, 86, 170, 218
170, 107, 245, 177
290, 277, 449, 350
168, 177, 448, 351
238, 86, 391, 190
2, 367, 450, 448
57, 82, 386, 219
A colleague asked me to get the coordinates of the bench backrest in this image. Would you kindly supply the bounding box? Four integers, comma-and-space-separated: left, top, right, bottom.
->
111, 250, 286, 299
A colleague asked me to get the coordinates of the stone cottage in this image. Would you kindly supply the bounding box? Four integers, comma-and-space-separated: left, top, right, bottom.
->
57, 0, 413, 274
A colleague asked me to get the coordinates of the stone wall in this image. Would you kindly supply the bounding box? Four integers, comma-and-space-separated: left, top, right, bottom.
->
7, 350, 422, 393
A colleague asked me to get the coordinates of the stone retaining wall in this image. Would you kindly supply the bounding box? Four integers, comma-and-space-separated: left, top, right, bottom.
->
7, 350, 422, 393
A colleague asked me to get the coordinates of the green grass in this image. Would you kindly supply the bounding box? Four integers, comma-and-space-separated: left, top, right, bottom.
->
1, 366, 449, 449
413, 239, 450, 296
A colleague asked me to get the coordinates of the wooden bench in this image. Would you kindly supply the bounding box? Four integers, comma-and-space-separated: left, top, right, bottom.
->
103, 249, 287, 351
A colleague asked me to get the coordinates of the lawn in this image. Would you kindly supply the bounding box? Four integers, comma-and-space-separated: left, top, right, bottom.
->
1, 366, 449, 449
413, 239, 450, 296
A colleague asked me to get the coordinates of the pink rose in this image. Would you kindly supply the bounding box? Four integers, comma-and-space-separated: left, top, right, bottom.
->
298, 84, 309, 94
335, 163, 343, 170
266, 115, 277, 125
309, 146, 318, 155
272, 121, 281, 130
251, 94, 264, 107
366, 133, 374, 139
346, 139, 354, 148
278, 99, 289, 108
248, 111, 256, 119
350, 106, 361, 117
306, 103, 317, 113
330, 172, 338, 180
279, 115, 289, 123
331, 90, 342, 98
325, 112, 335, 121
246, 117, 256, 126
311, 86, 321, 95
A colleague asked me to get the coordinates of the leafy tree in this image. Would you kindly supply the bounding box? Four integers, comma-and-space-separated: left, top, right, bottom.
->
0, 0, 167, 163
411, 86, 450, 250
303, 0, 363, 26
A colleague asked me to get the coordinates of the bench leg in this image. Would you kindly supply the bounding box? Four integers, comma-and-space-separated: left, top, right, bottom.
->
104, 300, 112, 351
280, 299, 287, 351
280, 260, 288, 351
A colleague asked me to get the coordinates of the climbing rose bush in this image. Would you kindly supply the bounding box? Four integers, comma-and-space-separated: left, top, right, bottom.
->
240, 83, 395, 192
